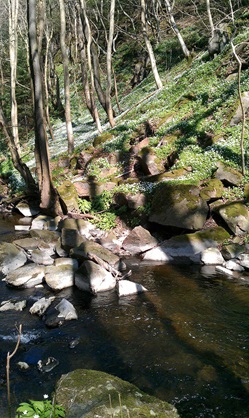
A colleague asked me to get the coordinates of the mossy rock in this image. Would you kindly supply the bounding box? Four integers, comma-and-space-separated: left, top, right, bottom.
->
55, 369, 179, 418
149, 182, 208, 230
215, 201, 249, 235
93, 132, 113, 147
57, 180, 79, 212
200, 178, 224, 201
214, 161, 243, 186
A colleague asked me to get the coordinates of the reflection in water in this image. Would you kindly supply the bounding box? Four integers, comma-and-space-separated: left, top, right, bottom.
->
0, 218, 249, 417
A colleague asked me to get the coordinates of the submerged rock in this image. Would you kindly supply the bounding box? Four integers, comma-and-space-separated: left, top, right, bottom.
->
55, 369, 179, 418
37, 356, 59, 373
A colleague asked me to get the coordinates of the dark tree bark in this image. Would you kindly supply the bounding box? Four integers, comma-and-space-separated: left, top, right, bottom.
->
27, 0, 63, 215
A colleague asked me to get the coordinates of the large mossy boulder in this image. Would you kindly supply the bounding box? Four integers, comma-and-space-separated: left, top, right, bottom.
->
149, 183, 208, 230
55, 369, 179, 418
214, 201, 249, 235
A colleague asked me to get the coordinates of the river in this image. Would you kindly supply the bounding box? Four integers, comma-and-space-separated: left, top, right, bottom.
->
0, 215, 249, 417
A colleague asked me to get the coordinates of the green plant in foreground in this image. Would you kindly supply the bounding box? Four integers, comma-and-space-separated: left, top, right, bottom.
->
15, 396, 65, 418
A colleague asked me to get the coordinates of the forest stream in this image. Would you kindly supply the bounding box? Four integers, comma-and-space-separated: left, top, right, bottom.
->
1, 215, 249, 418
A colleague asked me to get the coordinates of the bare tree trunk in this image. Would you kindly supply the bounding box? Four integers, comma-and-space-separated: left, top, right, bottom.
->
163, 0, 191, 61
105, 0, 116, 127
58, 0, 74, 154
231, 41, 246, 176
206, 0, 215, 36
77, 15, 96, 121
140, 0, 163, 90
27, 0, 62, 215
79, 0, 102, 133
8, 0, 20, 153
44, 24, 55, 140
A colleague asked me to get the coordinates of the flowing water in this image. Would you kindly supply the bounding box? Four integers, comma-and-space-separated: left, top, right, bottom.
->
0, 216, 249, 417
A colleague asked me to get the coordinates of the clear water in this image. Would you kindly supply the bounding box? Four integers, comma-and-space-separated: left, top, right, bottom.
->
0, 217, 249, 417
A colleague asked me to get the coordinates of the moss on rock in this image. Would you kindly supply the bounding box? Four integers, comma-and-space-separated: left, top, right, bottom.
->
55, 369, 179, 418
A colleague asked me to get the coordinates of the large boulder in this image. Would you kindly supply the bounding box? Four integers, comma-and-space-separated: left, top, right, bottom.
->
143, 226, 230, 264
5, 263, 45, 288
122, 226, 158, 255
0, 242, 27, 275
149, 183, 208, 230
75, 260, 116, 293
55, 369, 179, 418
215, 201, 249, 235
214, 161, 243, 186
44, 264, 76, 290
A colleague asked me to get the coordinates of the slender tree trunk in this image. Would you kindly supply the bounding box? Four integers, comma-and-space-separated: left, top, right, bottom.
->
77, 17, 96, 121
231, 41, 246, 176
8, 0, 20, 153
58, 0, 74, 154
141, 0, 163, 89
105, 0, 115, 127
44, 25, 55, 140
164, 0, 191, 60
27, 0, 62, 215
79, 0, 102, 133
206, 0, 215, 36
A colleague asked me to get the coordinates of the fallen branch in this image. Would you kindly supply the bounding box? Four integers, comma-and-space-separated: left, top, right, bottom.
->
6, 324, 22, 417
87, 252, 132, 281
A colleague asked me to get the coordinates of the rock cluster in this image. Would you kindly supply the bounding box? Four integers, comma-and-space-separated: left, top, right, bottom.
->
0, 215, 151, 328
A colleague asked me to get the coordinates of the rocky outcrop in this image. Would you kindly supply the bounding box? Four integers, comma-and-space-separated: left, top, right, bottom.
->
55, 369, 179, 418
